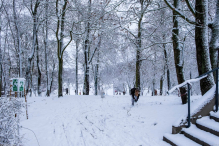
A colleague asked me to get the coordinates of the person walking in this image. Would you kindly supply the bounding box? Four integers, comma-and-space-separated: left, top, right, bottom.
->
130, 88, 140, 106
65, 88, 68, 95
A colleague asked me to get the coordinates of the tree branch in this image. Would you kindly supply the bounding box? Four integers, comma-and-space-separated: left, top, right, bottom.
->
61, 31, 73, 58
142, 41, 173, 50
164, 0, 196, 25
185, 0, 195, 17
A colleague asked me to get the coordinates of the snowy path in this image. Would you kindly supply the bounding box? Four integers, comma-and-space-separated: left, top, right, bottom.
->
20, 95, 196, 146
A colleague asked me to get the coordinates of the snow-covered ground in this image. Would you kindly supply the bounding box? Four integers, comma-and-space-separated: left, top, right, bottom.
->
20, 94, 201, 146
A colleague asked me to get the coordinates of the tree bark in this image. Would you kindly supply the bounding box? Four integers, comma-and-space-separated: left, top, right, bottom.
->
83, 0, 91, 95
83, 37, 90, 95
25, 0, 40, 96
45, 0, 50, 97
160, 76, 163, 95
195, 0, 214, 95
135, 1, 143, 90
172, 0, 187, 104
0, 14, 2, 97
36, 34, 41, 96
75, 39, 79, 95
209, 0, 219, 80
58, 58, 63, 97
164, 46, 171, 91
135, 49, 141, 89
56, 0, 72, 97
13, 0, 22, 78
94, 36, 101, 95
50, 60, 55, 94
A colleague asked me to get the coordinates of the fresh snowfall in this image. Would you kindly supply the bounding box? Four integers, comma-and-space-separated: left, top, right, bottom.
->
19, 89, 203, 146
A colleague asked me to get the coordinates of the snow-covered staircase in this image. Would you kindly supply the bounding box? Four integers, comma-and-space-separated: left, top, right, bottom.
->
163, 111, 219, 146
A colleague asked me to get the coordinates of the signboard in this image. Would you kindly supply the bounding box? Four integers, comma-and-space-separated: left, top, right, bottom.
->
19, 80, 24, 91
10, 78, 25, 92
12, 79, 18, 92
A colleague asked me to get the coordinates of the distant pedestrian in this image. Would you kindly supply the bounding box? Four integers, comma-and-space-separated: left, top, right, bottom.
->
65, 88, 68, 95
130, 88, 140, 106
101, 89, 105, 98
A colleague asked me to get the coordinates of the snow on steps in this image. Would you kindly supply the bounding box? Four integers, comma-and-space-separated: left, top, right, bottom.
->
210, 111, 219, 122
163, 133, 201, 146
196, 116, 219, 136
182, 124, 219, 146
164, 113, 219, 145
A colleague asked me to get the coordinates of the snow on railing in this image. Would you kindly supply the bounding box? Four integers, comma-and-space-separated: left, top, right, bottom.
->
167, 75, 208, 94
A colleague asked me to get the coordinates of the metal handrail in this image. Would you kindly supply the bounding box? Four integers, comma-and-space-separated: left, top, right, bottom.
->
196, 67, 219, 79
168, 67, 219, 128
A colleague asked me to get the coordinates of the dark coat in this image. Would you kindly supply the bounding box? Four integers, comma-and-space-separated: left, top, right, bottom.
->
130, 88, 140, 102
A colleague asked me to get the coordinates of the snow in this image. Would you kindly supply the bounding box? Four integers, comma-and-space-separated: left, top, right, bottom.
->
196, 116, 219, 132
210, 110, 219, 118
163, 133, 201, 146
182, 124, 219, 145
19, 94, 197, 146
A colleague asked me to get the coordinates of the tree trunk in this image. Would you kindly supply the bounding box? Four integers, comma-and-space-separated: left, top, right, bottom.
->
135, 49, 141, 89
0, 14, 2, 97
56, 0, 70, 97
94, 35, 101, 95
75, 39, 79, 95
36, 34, 41, 96
135, 2, 143, 90
161, 36, 167, 95
45, 0, 50, 97
83, 42, 90, 95
26, 0, 39, 96
152, 79, 155, 96
164, 47, 171, 91
167, 68, 171, 90
13, 0, 22, 78
83, 0, 91, 95
172, 0, 187, 104
195, 0, 214, 95
50, 60, 55, 94
58, 57, 63, 97
209, 0, 219, 80
94, 64, 98, 95
160, 76, 163, 95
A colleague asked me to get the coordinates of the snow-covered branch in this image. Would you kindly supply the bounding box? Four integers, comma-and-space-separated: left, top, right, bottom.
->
164, 0, 196, 25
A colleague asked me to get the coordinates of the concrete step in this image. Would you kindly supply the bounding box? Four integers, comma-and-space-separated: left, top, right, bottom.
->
182, 124, 219, 146
163, 133, 201, 146
196, 116, 219, 136
210, 111, 219, 122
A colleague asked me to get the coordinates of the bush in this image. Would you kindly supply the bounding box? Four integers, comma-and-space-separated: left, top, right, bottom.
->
0, 97, 23, 145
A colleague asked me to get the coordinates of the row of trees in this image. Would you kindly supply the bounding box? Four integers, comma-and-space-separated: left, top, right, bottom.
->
0, 0, 217, 104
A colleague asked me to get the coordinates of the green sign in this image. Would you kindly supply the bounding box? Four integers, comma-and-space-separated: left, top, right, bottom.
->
13, 79, 18, 91
19, 81, 24, 91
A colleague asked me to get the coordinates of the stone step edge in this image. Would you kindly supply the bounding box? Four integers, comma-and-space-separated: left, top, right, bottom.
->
196, 121, 219, 137
210, 115, 219, 122
183, 131, 210, 146
163, 136, 177, 146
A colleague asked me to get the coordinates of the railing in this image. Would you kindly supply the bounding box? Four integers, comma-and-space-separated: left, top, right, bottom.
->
168, 67, 219, 128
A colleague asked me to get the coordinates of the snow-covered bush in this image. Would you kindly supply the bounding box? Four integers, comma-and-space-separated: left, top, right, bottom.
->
0, 97, 23, 145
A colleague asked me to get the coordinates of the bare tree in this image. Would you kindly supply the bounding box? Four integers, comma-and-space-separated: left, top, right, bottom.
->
56, 0, 73, 97
164, 0, 214, 95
